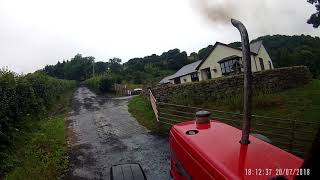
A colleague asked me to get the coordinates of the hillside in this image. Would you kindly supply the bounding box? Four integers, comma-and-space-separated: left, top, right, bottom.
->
42, 34, 320, 86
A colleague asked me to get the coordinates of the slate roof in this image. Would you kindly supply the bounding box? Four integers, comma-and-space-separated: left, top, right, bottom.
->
168, 60, 201, 80
159, 75, 174, 84
249, 41, 263, 54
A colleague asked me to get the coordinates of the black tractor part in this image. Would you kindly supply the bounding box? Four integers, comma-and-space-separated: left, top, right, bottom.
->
110, 163, 147, 180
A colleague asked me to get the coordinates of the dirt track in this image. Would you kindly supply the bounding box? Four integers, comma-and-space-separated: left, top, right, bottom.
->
64, 87, 170, 180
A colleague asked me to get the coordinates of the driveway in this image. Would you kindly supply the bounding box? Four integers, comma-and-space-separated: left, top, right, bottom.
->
64, 87, 170, 180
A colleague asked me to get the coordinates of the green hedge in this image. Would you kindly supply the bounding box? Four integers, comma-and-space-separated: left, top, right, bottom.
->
0, 70, 76, 146
83, 74, 120, 93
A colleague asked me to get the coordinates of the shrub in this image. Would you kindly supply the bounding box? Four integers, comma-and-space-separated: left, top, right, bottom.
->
0, 71, 17, 144
98, 76, 113, 92
83, 74, 118, 93
0, 70, 76, 151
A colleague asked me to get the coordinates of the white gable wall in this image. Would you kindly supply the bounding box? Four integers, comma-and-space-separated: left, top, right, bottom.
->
180, 74, 192, 84
198, 44, 260, 81
198, 44, 242, 80
255, 45, 273, 70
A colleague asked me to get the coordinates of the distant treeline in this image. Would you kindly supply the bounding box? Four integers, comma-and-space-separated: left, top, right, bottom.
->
43, 49, 193, 85
42, 34, 320, 86
0, 69, 76, 156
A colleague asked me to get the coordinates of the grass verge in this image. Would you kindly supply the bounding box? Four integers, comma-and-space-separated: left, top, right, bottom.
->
128, 95, 169, 135
2, 91, 73, 180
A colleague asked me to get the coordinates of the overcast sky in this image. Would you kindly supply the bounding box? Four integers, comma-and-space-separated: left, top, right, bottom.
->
0, 0, 319, 73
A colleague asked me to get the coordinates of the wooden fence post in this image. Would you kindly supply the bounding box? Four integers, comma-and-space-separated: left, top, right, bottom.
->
149, 89, 159, 122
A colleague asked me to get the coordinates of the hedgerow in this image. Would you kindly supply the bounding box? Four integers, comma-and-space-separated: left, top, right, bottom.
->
0, 69, 76, 156
83, 74, 121, 93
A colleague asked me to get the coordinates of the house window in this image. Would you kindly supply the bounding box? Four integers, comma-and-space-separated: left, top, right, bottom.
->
174, 78, 181, 84
259, 58, 265, 70
191, 72, 199, 82
183, 79, 187, 82
268, 61, 272, 70
220, 59, 242, 75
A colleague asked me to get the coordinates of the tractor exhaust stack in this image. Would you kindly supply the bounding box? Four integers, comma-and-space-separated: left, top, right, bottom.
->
231, 19, 253, 145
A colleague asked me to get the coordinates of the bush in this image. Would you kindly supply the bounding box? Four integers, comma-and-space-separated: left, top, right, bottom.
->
83, 74, 118, 93
0, 70, 76, 151
0, 71, 17, 144
98, 76, 113, 92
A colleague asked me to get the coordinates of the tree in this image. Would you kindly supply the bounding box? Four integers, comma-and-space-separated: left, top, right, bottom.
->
189, 52, 198, 63
108, 57, 122, 73
307, 0, 320, 28
198, 45, 213, 60
249, 34, 320, 78
94, 61, 109, 75
144, 64, 160, 77
43, 54, 95, 81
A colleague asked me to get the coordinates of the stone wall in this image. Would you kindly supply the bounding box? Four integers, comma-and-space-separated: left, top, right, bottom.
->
150, 66, 312, 103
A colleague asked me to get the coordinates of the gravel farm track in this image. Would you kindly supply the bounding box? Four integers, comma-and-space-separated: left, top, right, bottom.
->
64, 86, 170, 180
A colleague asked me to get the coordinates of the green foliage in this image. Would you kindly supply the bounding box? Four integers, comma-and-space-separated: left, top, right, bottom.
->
0, 69, 75, 169
124, 35, 320, 84
43, 54, 124, 82
15, 77, 38, 119
42, 35, 320, 86
108, 57, 122, 74
83, 74, 118, 93
307, 0, 320, 28
251, 35, 320, 78
24, 72, 76, 108
169, 80, 320, 120
43, 54, 97, 81
98, 76, 113, 92
128, 96, 167, 134
3, 115, 69, 180
122, 49, 188, 84
82, 76, 100, 92
197, 45, 213, 60
229, 35, 320, 78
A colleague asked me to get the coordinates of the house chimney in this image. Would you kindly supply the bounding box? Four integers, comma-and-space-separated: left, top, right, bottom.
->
231, 19, 253, 145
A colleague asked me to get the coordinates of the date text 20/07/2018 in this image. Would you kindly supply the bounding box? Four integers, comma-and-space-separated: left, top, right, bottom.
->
244, 168, 311, 176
